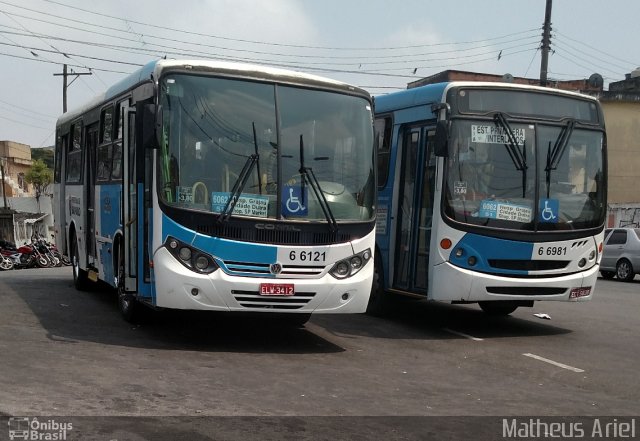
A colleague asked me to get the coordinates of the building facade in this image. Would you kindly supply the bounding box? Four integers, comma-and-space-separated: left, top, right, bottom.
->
0, 140, 34, 198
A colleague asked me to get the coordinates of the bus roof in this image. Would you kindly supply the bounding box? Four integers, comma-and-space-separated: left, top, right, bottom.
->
373, 81, 599, 114
58, 59, 370, 126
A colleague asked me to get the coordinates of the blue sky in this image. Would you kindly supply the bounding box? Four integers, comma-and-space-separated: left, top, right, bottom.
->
0, 0, 638, 147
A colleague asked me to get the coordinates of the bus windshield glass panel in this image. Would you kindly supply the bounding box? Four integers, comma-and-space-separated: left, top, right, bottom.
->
443, 119, 605, 231
157, 74, 375, 222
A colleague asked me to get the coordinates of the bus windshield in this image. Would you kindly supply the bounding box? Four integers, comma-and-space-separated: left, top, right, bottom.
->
157, 73, 375, 222
443, 119, 605, 231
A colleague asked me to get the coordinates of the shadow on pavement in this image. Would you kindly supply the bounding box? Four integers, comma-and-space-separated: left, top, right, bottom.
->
2, 268, 344, 354
312, 295, 573, 341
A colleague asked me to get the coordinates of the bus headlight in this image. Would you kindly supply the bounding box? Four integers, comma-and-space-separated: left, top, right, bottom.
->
164, 236, 218, 274
330, 248, 372, 279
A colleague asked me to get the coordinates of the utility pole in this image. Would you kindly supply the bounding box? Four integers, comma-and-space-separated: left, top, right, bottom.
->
53, 64, 92, 113
539, 0, 553, 87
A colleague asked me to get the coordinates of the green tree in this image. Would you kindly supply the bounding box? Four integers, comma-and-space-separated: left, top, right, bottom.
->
25, 159, 53, 211
30, 148, 55, 169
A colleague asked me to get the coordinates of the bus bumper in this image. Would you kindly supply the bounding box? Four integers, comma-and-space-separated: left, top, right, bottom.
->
431, 261, 599, 302
152, 247, 373, 313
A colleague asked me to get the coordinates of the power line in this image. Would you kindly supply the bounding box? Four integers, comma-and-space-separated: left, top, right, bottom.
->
552, 41, 625, 78
0, 7, 541, 64
37, 0, 541, 52
0, 7, 103, 92
0, 40, 144, 66
0, 102, 56, 124
0, 50, 134, 73
0, 113, 51, 130
555, 28, 639, 68
0, 98, 57, 119
552, 35, 634, 73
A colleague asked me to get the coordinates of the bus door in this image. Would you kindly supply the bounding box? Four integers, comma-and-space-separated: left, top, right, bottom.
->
393, 125, 436, 294
85, 123, 99, 265
122, 108, 137, 292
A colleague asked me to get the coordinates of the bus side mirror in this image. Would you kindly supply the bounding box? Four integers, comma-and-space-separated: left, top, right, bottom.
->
434, 120, 449, 157
140, 103, 160, 149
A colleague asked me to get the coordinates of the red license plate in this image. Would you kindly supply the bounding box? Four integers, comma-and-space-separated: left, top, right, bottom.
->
569, 286, 591, 299
260, 283, 295, 296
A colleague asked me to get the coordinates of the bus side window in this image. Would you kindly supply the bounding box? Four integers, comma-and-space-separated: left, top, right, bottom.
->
111, 98, 129, 182
66, 123, 82, 183
97, 106, 114, 181
375, 116, 392, 188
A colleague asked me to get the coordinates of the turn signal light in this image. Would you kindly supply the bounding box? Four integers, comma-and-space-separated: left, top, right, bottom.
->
440, 238, 452, 250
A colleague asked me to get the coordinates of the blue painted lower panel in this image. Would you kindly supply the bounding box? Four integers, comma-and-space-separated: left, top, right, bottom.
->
449, 233, 534, 276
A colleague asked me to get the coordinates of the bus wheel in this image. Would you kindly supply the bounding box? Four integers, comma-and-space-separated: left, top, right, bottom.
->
600, 270, 615, 280
117, 247, 143, 323
366, 256, 390, 316
478, 301, 519, 316
71, 233, 90, 291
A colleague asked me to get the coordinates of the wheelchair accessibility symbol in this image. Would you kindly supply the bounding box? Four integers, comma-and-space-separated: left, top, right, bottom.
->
283, 186, 308, 216
539, 198, 559, 223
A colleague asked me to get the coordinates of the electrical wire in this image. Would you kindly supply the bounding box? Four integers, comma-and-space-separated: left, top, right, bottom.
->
555, 28, 639, 68
35, 0, 541, 51
0, 7, 541, 65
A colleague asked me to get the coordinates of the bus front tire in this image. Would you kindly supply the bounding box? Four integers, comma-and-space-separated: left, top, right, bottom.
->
600, 270, 615, 280
366, 257, 390, 316
478, 301, 519, 316
117, 248, 145, 323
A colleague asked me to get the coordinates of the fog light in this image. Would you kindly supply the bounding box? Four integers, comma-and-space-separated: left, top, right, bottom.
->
578, 258, 587, 268
455, 248, 464, 258
179, 247, 191, 261
468, 256, 477, 266
589, 250, 596, 260
191, 288, 199, 296
195, 255, 209, 270
341, 293, 349, 300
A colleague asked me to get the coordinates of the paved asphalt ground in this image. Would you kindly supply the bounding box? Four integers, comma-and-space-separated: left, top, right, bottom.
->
0, 267, 638, 440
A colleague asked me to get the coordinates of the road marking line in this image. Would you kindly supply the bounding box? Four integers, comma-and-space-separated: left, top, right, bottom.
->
443, 328, 484, 341
523, 353, 584, 372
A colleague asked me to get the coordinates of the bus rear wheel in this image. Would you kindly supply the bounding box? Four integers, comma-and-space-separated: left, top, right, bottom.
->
71, 233, 90, 291
479, 301, 519, 316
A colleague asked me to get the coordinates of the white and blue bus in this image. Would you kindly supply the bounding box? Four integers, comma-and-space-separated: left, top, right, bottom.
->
53, 60, 376, 323
370, 82, 606, 316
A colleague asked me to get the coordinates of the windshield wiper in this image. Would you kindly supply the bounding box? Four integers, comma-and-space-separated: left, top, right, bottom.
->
298, 135, 338, 233
493, 112, 528, 197
217, 123, 261, 224
545, 119, 576, 198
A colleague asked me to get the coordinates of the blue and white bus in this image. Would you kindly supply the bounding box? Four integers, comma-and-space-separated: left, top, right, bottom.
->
370, 82, 606, 315
53, 60, 376, 323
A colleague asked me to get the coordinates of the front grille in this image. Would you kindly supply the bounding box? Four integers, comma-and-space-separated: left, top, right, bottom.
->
222, 261, 325, 277
224, 261, 271, 275
486, 286, 568, 296
232, 290, 316, 309
488, 259, 570, 271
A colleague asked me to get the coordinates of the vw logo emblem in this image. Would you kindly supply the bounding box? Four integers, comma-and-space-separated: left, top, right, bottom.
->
270, 263, 282, 275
